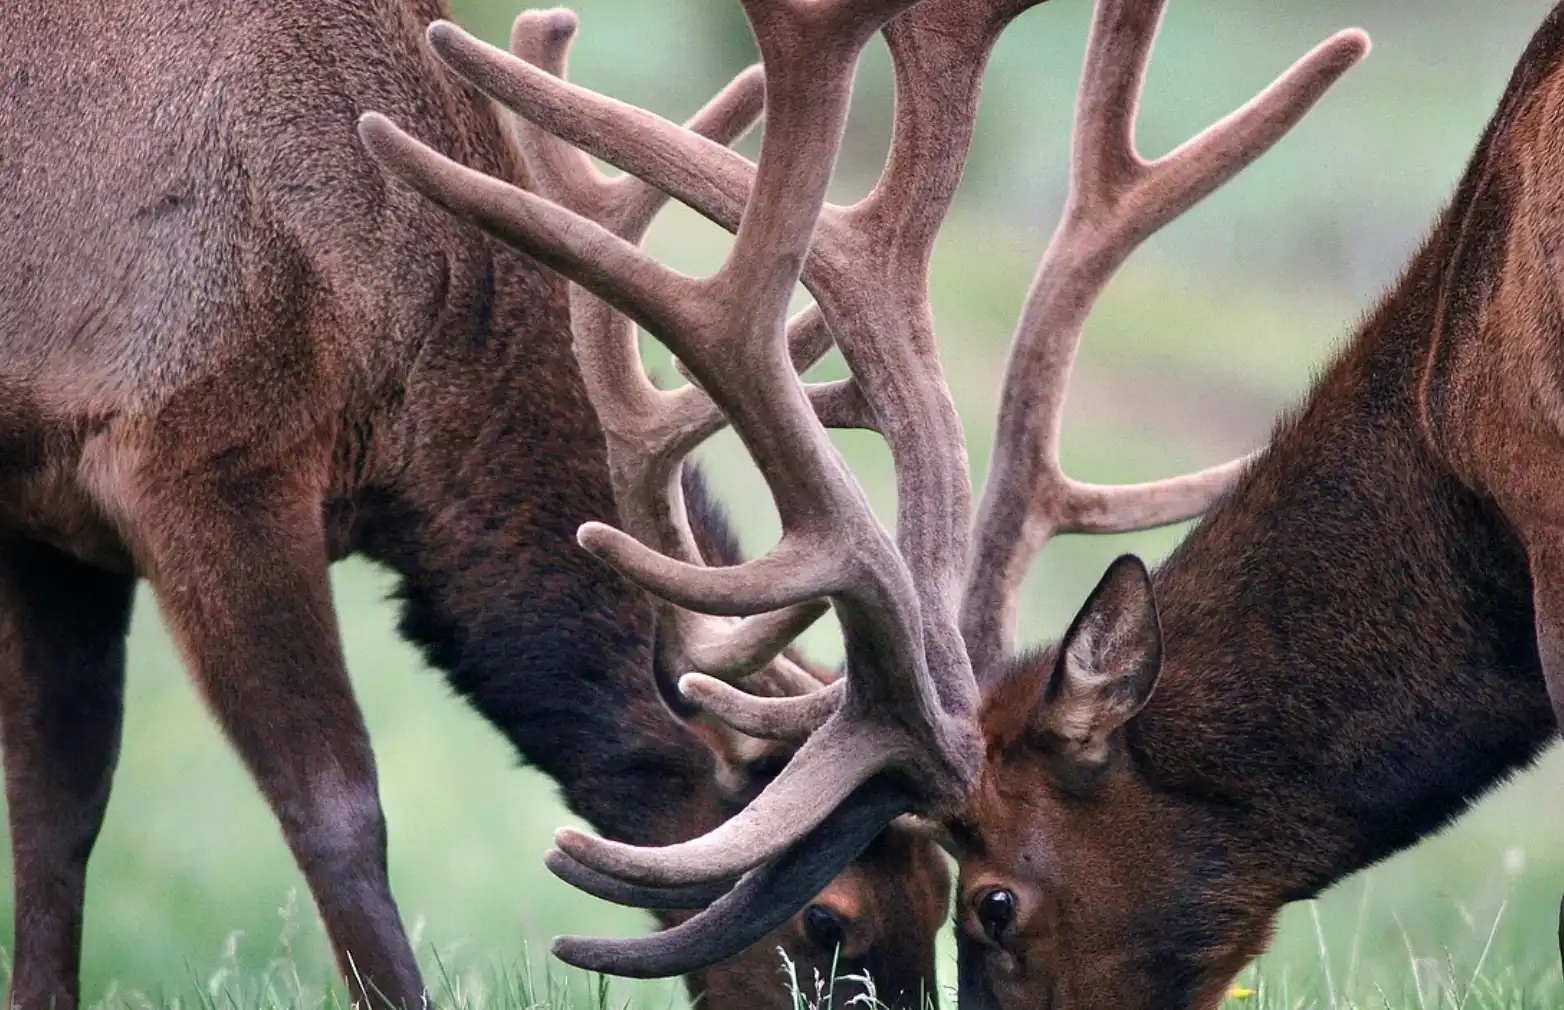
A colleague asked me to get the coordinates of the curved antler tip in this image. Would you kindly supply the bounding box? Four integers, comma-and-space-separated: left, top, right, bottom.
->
551, 934, 675, 979
676, 671, 710, 694
549, 935, 608, 974
553, 826, 634, 875
735, 63, 765, 88
425, 19, 467, 46
678, 671, 760, 708
513, 7, 580, 46
542, 845, 574, 879
548, 935, 581, 964
553, 825, 591, 849
552, 827, 609, 872
676, 672, 731, 709
1333, 27, 1372, 59
355, 111, 402, 155
575, 520, 615, 551
1341, 27, 1372, 46
355, 112, 429, 179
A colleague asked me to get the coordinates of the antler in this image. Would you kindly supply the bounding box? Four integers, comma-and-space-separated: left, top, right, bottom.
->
503, 8, 839, 708
960, 0, 1369, 677
361, 0, 983, 944
357, 0, 1368, 981
426, 1, 1029, 745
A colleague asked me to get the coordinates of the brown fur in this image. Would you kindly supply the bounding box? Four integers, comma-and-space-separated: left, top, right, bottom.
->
950, 6, 1564, 1008
0, 3, 946, 1007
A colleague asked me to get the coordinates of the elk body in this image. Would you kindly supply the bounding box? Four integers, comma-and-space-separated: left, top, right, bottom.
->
0, 2, 950, 1007
364, 0, 1564, 1007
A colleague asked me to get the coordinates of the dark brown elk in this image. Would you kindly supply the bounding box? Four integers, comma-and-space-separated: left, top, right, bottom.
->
364, 0, 1564, 1004
0, 2, 951, 1007
366, 0, 1564, 1003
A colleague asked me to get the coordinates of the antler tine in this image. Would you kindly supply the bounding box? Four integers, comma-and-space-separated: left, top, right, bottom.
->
677, 675, 844, 743
545, 848, 734, 912
550, 777, 921, 977
851, 0, 1042, 254
494, 0, 1065, 738
780, 0, 1052, 727
362, 0, 992, 888
551, 714, 916, 886
507, 12, 786, 690
683, 0, 1059, 733
507, 8, 765, 236
502, 14, 845, 380
507, 10, 877, 703
961, 0, 1369, 675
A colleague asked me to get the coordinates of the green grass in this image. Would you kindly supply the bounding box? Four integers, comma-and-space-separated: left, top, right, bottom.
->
6, 0, 1564, 1006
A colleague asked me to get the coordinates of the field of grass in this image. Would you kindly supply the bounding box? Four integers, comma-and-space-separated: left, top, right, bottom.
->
5, 0, 1564, 1006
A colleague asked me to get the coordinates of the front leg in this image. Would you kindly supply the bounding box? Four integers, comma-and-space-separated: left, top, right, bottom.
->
1517, 536, 1564, 978
0, 539, 135, 1010
128, 466, 424, 1008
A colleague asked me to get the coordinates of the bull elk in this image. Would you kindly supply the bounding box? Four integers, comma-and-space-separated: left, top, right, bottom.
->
364, 0, 1564, 1005
0, 2, 951, 1007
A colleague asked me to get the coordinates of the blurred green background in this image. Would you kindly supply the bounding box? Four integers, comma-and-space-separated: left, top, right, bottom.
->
5, 0, 1564, 1005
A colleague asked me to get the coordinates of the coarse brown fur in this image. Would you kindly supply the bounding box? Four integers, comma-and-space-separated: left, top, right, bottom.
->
951, 5, 1564, 1008
0, 3, 947, 1007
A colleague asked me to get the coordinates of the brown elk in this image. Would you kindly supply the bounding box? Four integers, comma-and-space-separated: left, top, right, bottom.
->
0, 2, 951, 1008
365, 0, 1564, 1005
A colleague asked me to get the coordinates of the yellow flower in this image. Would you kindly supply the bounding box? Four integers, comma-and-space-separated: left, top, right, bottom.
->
1228, 985, 1257, 1001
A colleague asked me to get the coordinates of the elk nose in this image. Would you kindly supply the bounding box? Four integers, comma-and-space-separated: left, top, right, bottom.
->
803, 902, 850, 952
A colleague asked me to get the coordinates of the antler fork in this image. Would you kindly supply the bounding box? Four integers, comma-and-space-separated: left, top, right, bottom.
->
358, 0, 1368, 980
961, 0, 1369, 678
362, 0, 984, 938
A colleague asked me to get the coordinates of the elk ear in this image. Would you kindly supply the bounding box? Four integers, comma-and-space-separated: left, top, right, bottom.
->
682, 717, 785, 803
654, 652, 780, 800
1037, 554, 1162, 768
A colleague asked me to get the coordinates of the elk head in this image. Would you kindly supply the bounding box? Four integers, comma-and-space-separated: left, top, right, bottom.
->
952, 556, 1278, 1010
947, 2, 1366, 1003
358, 0, 1367, 1006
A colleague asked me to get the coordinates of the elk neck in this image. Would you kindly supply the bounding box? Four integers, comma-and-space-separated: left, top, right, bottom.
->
1127, 181, 1561, 905
352, 232, 731, 851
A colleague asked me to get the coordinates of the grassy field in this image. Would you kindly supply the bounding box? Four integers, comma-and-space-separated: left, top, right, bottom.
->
6, 0, 1564, 1006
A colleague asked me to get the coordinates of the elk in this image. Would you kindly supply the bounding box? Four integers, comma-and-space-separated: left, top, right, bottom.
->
0, 2, 951, 1008
364, 0, 1564, 1005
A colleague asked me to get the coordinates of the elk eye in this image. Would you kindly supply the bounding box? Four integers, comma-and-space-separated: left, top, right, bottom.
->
804, 904, 846, 950
977, 889, 1017, 944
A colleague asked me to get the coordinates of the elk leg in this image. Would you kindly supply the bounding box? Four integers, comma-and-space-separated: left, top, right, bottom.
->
0, 539, 135, 1010
1520, 536, 1564, 977
133, 473, 424, 1008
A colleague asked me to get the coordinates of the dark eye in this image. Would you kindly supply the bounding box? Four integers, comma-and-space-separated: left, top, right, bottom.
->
804, 904, 846, 950
977, 889, 1016, 944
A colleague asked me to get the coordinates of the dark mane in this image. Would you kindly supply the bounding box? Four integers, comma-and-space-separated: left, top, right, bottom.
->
681, 462, 748, 568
